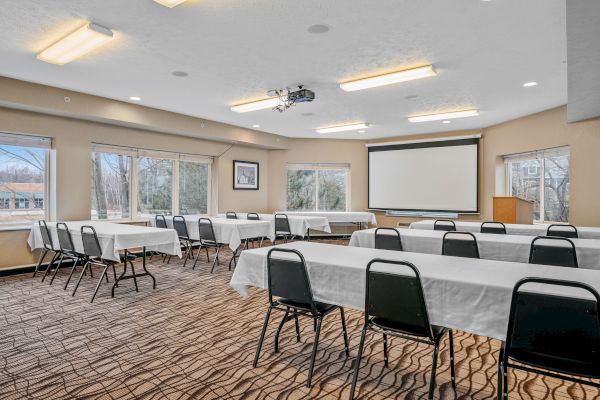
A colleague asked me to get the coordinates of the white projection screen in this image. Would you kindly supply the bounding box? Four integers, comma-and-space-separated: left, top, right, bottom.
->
368, 137, 479, 212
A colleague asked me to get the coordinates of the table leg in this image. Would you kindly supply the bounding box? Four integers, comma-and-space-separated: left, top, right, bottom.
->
111, 247, 157, 298
307, 228, 311, 242
111, 258, 128, 298
142, 248, 157, 289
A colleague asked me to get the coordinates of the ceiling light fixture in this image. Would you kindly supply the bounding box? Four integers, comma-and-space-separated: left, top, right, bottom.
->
408, 109, 479, 123
37, 23, 114, 65
358, 130, 366, 133
154, 0, 187, 8
442, 120, 451, 124
129, 96, 141, 101
252, 124, 260, 128
230, 97, 280, 113
316, 123, 370, 134
340, 65, 436, 92
523, 81, 538, 87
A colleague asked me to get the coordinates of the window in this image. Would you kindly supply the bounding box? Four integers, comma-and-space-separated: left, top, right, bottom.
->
505, 146, 570, 222
286, 164, 350, 211
0, 133, 51, 225
91, 144, 212, 220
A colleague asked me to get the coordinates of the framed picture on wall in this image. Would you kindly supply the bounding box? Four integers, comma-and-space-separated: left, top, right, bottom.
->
233, 160, 259, 190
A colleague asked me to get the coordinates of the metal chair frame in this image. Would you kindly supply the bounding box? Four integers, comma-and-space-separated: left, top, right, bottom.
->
246, 213, 264, 248
374, 227, 403, 251
442, 231, 480, 259
434, 219, 456, 232
192, 218, 226, 273
172, 216, 201, 267
547, 223, 579, 239
481, 221, 507, 234
35, 220, 60, 280
528, 235, 578, 268
273, 213, 293, 244
49, 222, 89, 289
226, 211, 238, 219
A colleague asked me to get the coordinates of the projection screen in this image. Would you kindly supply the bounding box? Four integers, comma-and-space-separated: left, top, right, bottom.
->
368, 137, 479, 212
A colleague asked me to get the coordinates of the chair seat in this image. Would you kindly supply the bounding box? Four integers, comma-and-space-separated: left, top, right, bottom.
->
508, 350, 600, 379
370, 317, 447, 340
277, 298, 338, 316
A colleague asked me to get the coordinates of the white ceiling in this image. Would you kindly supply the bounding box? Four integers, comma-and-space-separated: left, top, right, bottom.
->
0, 0, 567, 139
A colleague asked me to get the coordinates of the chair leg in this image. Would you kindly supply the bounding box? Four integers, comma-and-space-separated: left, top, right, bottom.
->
192, 246, 201, 270
340, 308, 349, 356
306, 317, 323, 388
41, 252, 59, 282
72, 261, 90, 297
383, 334, 389, 368
253, 306, 273, 368
349, 325, 368, 400
428, 342, 441, 400
274, 308, 290, 353
210, 247, 221, 273
502, 360, 508, 399
64, 257, 80, 290
294, 312, 301, 342
182, 243, 191, 268
49, 254, 66, 285
497, 348, 504, 400
130, 262, 139, 292
205, 246, 210, 262
112, 264, 118, 286
90, 265, 109, 303
33, 249, 48, 277
449, 330, 456, 391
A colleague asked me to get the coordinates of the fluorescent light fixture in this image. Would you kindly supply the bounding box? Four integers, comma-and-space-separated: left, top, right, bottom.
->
130, 96, 141, 101
37, 23, 114, 65
523, 81, 538, 87
442, 120, 451, 124
252, 124, 260, 128
358, 130, 366, 133
408, 109, 479, 123
340, 65, 436, 92
230, 97, 280, 113
316, 123, 370, 134
154, 0, 187, 8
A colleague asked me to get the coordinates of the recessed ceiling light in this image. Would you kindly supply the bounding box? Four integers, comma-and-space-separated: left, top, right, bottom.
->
358, 130, 366, 133
230, 97, 279, 113
405, 94, 418, 100
316, 123, 370, 134
154, 0, 187, 8
442, 120, 451, 124
172, 71, 188, 77
129, 96, 141, 101
523, 81, 538, 87
37, 23, 114, 65
307, 24, 330, 34
340, 65, 436, 92
408, 109, 479, 123
301, 112, 314, 117
252, 124, 260, 128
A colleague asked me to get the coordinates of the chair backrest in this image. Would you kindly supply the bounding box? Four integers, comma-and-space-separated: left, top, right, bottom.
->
267, 248, 317, 315
155, 215, 168, 229
529, 236, 578, 268
480, 221, 507, 234
172, 216, 189, 239
504, 277, 600, 378
547, 224, 578, 239
38, 220, 54, 250
365, 259, 435, 340
247, 213, 260, 220
274, 213, 291, 235
80, 225, 103, 258
374, 228, 403, 251
198, 218, 217, 243
434, 219, 456, 232
56, 222, 76, 253
226, 211, 238, 219
442, 231, 480, 259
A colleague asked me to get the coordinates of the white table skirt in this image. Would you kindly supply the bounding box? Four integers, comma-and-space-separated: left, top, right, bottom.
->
217, 213, 331, 237
151, 215, 274, 251
230, 241, 600, 341
28, 221, 182, 262
349, 228, 600, 270
409, 219, 600, 239
274, 211, 377, 225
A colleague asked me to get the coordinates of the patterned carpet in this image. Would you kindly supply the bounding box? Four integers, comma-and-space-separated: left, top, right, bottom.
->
0, 242, 598, 400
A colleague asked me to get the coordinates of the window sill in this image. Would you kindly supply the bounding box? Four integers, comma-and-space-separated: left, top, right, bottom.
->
0, 223, 35, 232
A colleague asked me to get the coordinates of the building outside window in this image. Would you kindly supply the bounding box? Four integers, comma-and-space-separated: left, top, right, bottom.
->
286, 163, 350, 211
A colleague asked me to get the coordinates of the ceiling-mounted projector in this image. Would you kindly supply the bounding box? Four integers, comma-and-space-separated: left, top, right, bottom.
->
268, 85, 315, 112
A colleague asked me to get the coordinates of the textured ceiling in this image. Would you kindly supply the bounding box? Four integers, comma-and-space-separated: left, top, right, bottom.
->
0, 0, 567, 139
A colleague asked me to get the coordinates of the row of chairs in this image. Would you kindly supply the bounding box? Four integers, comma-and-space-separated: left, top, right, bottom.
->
377, 228, 579, 268
34, 220, 135, 302
433, 219, 580, 238
225, 211, 297, 244
255, 248, 600, 399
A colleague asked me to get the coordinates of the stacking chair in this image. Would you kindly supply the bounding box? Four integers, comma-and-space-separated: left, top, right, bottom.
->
481, 221, 507, 234
273, 213, 293, 244
246, 213, 264, 248
35, 220, 60, 280
153, 215, 170, 262
374, 227, 402, 251
349, 259, 455, 400
433, 219, 456, 232
498, 277, 600, 399
49, 222, 88, 289
442, 231, 480, 259
253, 248, 349, 388
226, 211, 238, 219
529, 236, 578, 268
173, 216, 199, 267
193, 218, 226, 273
547, 223, 578, 238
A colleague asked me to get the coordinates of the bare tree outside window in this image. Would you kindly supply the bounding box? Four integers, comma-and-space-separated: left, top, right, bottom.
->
91, 152, 130, 220
287, 167, 348, 211
179, 161, 209, 214
137, 157, 173, 217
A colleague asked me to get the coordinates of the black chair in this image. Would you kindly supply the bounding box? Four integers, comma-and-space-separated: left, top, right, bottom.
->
374, 227, 402, 251
49, 222, 88, 289
547, 223, 578, 239
35, 220, 60, 280
247, 213, 260, 220
226, 211, 238, 219
153, 215, 169, 262
246, 213, 264, 248
349, 259, 455, 400
442, 231, 480, 259
529, 236, 578, 268
193, 218, 226, 273
253, 248, 349, 388
434, 219, 456, 232
274, 213, 293, 244
498, 277, 600, 399
172, 216, 200, 267
481, 221, 507, 234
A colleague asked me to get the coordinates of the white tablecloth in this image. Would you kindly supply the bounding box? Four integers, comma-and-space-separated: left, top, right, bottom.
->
230, 241, 600, 341
28, 221, 182, 262
409, 219, 600, 239
151, 215, 274, 251
349, 228, 600, 270
274, 211, 377, 225
217, 213, 331, 237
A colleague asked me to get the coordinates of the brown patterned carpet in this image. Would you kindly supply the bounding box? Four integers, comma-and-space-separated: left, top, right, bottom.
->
0, 242, 598, 400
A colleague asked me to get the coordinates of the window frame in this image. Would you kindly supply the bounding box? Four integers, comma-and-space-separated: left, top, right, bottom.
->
285, 163, 351, 212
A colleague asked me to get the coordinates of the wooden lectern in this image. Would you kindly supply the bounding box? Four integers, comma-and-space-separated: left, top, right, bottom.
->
493, 196, 534, 224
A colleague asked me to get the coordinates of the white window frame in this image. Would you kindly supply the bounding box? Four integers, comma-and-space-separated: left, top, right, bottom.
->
285, 163, 351, 212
